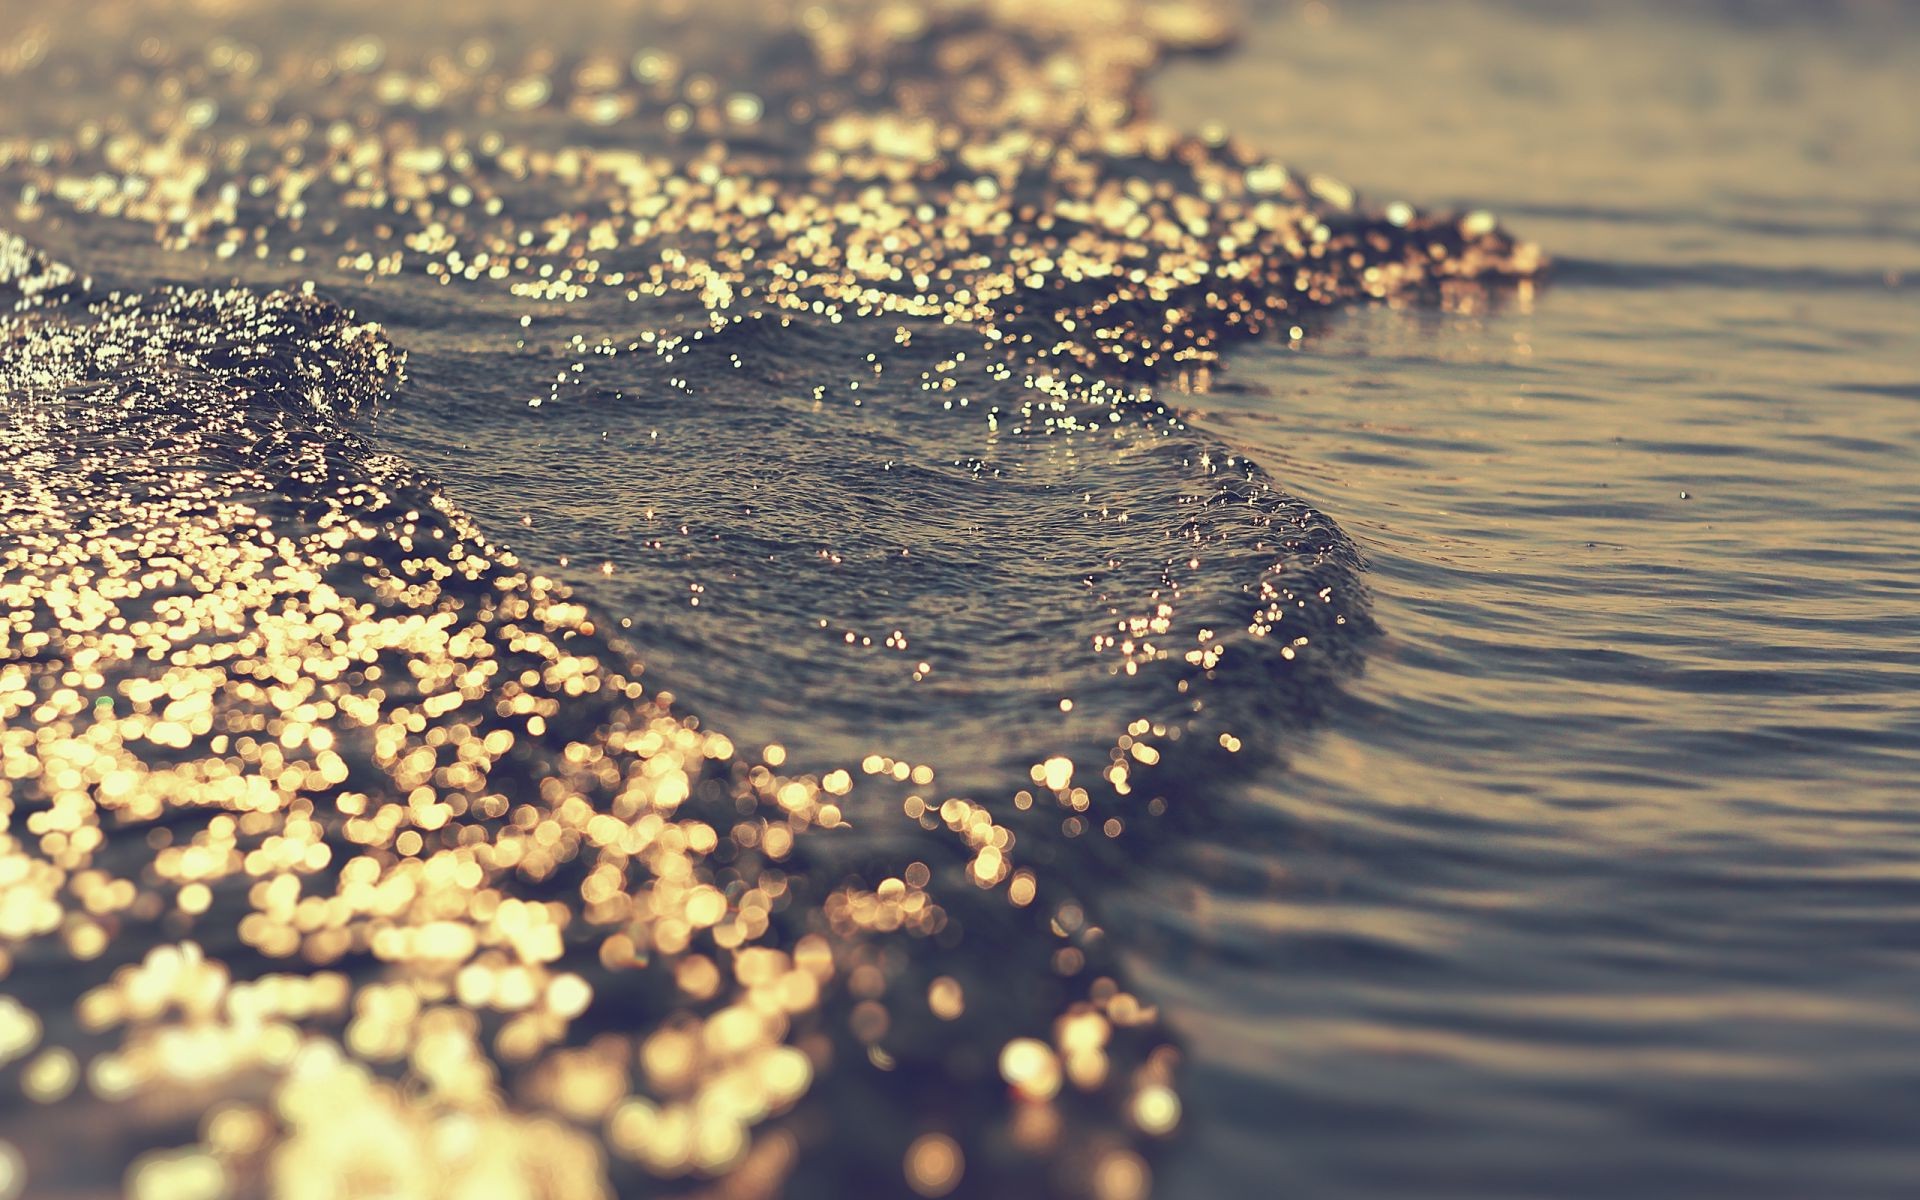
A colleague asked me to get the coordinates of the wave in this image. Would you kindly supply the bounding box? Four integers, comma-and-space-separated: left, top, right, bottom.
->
0, 1, 1538, 1195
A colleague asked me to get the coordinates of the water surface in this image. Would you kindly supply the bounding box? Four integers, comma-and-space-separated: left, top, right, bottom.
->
1, 1, 1916, 1198
1147, 3, 1920, 1195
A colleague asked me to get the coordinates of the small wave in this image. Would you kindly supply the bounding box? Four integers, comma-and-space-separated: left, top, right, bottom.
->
0, 1, 1538, 1195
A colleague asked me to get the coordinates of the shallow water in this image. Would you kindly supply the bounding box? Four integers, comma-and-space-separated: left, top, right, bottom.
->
1, 0, 1916, 1197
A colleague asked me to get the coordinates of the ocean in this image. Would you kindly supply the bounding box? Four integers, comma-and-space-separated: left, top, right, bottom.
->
1, 1, 1916, 1197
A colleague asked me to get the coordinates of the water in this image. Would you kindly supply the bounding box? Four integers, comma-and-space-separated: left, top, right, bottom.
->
1, 1, 1917, 1197
1144, 4, 1920, 1195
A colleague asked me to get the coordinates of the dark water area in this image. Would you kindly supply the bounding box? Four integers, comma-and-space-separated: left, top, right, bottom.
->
1144, 3, 1920, 1196
1, 0, 1916, 1197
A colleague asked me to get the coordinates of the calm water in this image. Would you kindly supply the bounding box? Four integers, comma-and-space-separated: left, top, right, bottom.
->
2, 0, 1916, 1197
1149, 3, 1920, 1196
